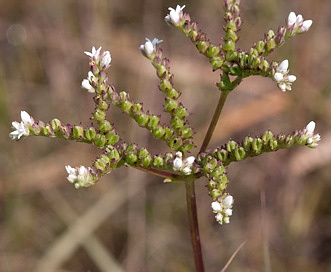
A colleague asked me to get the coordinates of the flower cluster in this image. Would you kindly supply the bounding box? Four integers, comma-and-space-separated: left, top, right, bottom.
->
9, 111, 34, 140
81, 46, 111, 94
211, 195, 234, 224
287, 12, 313, 35
304, 121, 321, 148
172, 151, 195, 175
273, 59, 296, 92
165, 5, 186, 26
65, 165, 97, 189
9, 2, 319, 229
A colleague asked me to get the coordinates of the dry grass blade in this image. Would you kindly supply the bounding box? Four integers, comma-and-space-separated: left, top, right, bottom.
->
220, 241, 246, 272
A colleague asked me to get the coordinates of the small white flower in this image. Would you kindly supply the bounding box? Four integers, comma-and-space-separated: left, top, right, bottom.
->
84, 46, 102, 61
287, 12, 312, 33
9, 111, 34, 140
222, 195, 234, 208
304, 121, 321, 148
273, 59, 296, 92
277, 59, 289, 73
100, 50, 111, 69
173, 151, 183, 171
305, 121, 316, 135
165, 5, 185, 26
65, 165, 95, 188
224, 208, 233, 216
215, 213, 223, 223
140, 38, 163, 57
81, 71, 96, 93
211, 201, 222, 213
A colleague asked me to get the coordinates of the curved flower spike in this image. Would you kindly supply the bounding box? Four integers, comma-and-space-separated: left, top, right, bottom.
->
9, 111, 34, 140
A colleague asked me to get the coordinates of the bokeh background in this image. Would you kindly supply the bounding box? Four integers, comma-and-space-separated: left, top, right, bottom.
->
1, 0, 330, 271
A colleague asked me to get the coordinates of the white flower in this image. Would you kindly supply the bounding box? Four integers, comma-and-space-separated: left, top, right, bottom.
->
65, 165, 95, 188
305, 121, 315, 135
100, 50, 111, 69
304, 121, 321, 148
273, 59, 296, 92
173, 151, 183, 171
215, 213, 223, 223
84, 46, 102, 61
172, 152, 195, 175
223, 195, 234, 208
81, 71, 96, 93
9, 111, 34, 140
140, 38, 163, 57
287, 12, 312, 33
211, 201, 222, 213
165, 5, 185, 26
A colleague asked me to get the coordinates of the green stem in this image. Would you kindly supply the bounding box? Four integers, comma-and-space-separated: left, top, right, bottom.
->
200, 91, 229, 153
185, 90, 229, 272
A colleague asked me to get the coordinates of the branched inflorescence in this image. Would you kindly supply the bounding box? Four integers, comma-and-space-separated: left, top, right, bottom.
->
10, 1, 318, 225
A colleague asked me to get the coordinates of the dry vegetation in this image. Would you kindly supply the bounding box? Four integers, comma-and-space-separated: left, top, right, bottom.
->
1, 0, 330, 271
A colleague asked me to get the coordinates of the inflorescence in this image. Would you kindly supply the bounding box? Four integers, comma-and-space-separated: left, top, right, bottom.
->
9, 1, 318, 225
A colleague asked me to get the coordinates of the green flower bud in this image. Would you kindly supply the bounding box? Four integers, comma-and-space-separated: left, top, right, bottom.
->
262, 130, 274, 144
234, 147, 246, 161
135, 113, 149, 126
182, 142, 194, 152
169, 137, 182, 149
209, 57, 224, 70
121, 100, 133, 113
165, 98, 178, 112
252, 138, 262, 152
94, 159, 106, 172
98, 120, 112, 133
216, 149, 228, 163
98, 100, 109, 111
85, 127, 97, 141
171, 117, 184, 130
160, 78, 172, 92
152, 126, 165, 139
73, 125, 84, 139
107, 147, 120, 161
174, 106, 188, 119
256, 41, 265, 54
148, 115, 160, 128
196, 41, 209, 53
153, 155, 164, 168
181, 126, 193, 139
225, 29, 238, 42
222, 40, 235, 52
93, 109, 106, 121
243, 136, 253, 150
94, 134, 107, 148
50, 118, 61, 131
208, 180, 217, 190
269, 139, 278, 150
105, 131, 119, 145
210, 188, 221, 199
229, 65, 241, 75
226, 140, 238, 152
225, 51, 238, 62
132, 103, 142, 113
206, 45, 220, 58
156, 65, 167, 78
125, 152, 138, 165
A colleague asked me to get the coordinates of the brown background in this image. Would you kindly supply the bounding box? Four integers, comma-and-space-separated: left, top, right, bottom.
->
1, 0, 330, 271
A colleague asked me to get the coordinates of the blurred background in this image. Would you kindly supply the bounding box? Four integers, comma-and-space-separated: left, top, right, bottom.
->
1, 0, 330, 271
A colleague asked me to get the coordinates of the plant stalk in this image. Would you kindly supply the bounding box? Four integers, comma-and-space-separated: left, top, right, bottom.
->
185, 90, 229, 272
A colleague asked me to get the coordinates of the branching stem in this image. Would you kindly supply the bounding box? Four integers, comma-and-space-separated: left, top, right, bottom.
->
185, 90, 230, 272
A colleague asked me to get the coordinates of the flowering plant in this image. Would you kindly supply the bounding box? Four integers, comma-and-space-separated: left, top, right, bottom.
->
9, 1, 318, 270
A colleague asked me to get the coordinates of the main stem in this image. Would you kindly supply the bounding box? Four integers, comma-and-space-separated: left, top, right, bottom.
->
186, 91, 229, 272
